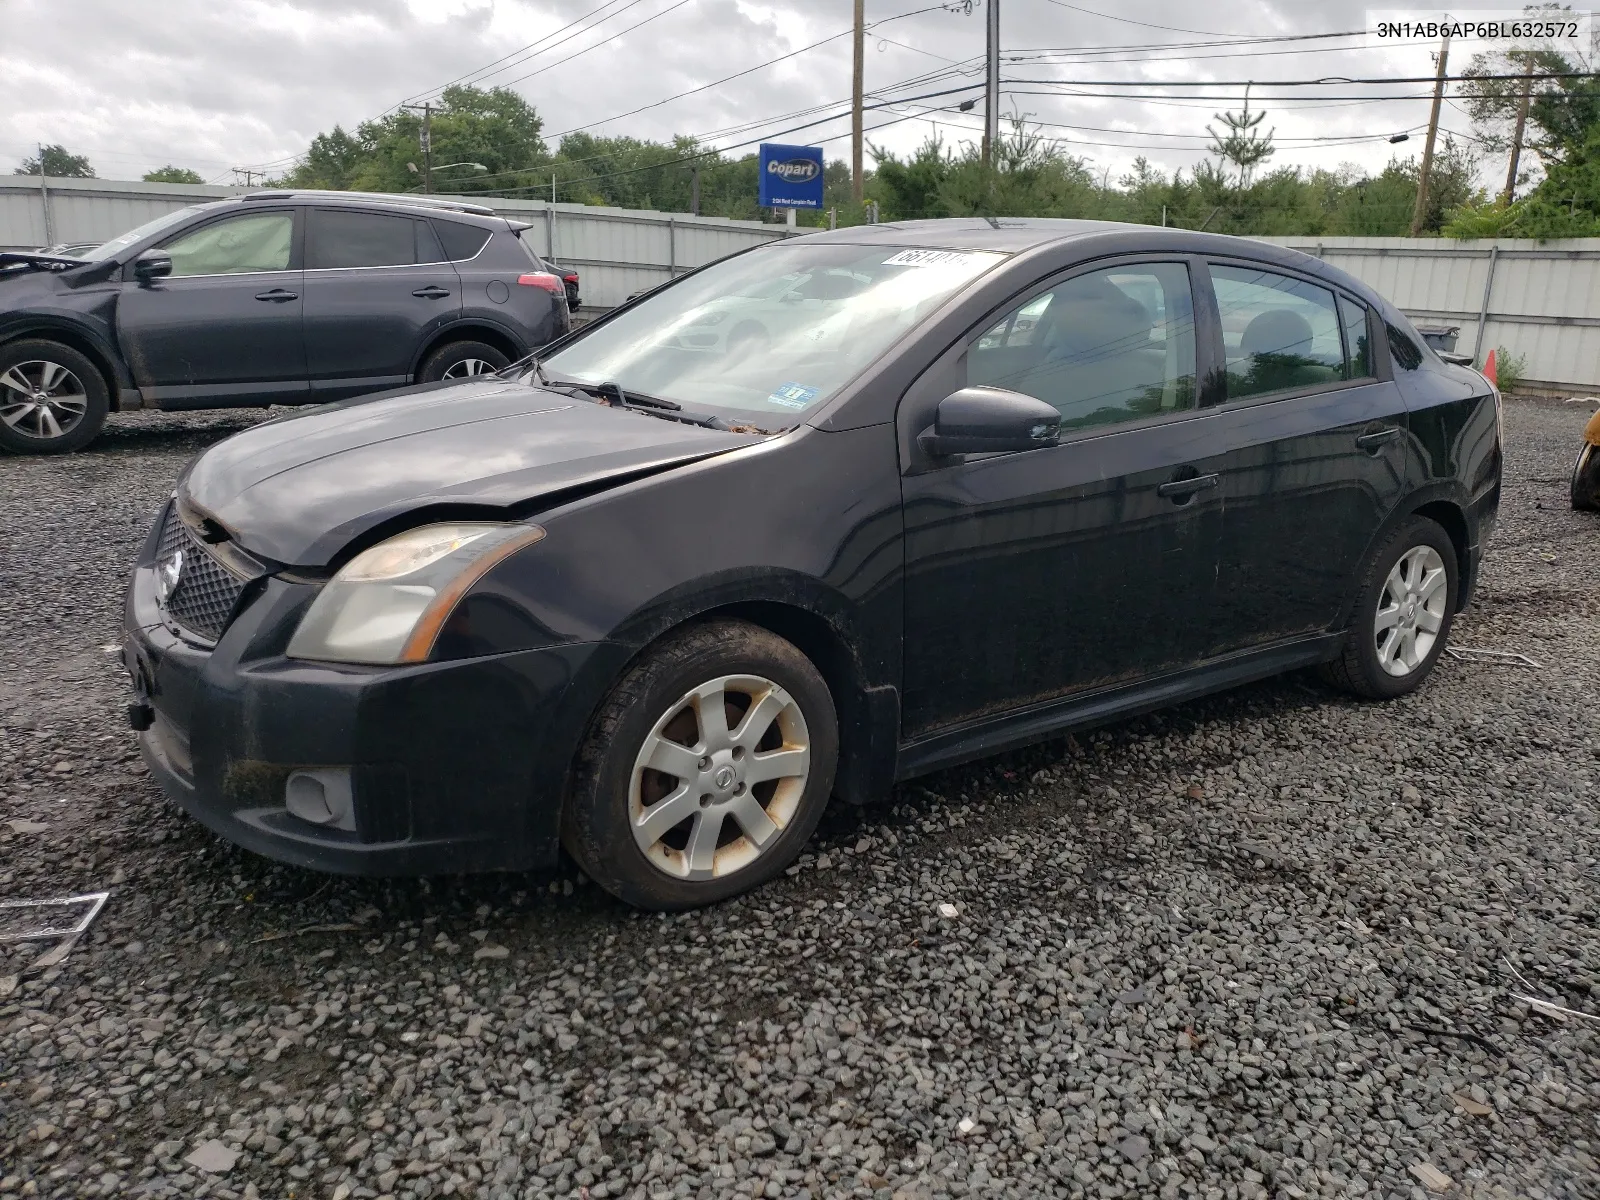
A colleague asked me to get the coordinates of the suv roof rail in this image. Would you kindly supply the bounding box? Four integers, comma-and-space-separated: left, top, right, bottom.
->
239, 190, 498, 217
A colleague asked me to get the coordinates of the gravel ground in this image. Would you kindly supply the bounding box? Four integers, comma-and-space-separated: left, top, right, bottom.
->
0, 401, 1596, 1200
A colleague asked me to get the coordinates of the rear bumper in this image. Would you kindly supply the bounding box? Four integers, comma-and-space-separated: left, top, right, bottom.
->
124, 560, 609, 876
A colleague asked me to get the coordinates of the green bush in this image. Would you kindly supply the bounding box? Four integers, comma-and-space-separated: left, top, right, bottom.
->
1492, 347, 1527, 393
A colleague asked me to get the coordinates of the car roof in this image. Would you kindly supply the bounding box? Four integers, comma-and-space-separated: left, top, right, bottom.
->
797, 217, 1136, 253
198, 190, 502, 223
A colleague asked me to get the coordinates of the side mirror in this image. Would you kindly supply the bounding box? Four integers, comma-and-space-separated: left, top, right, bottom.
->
132, 249, 173, 282
918, 386, 1060, 457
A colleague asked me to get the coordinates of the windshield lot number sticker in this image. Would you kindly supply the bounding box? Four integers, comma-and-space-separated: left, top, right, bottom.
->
767, 383, 820, 409
882, 249, 973, 268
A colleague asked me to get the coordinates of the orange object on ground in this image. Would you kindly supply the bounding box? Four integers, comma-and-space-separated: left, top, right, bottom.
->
1482, 348, 1498, 385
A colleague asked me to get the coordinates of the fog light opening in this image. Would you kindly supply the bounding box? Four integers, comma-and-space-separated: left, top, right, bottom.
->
285, 768, 356, 833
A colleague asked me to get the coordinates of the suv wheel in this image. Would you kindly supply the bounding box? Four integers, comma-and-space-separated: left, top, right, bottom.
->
563, 620, 839, 911
1321, 515, 1458, 699
417, 340, 510, 384
0, 339, 109, 455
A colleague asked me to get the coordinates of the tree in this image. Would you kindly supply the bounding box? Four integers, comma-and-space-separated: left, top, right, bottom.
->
1207, 88, 1275, 187
14, 144, 94, 178
143, 165, 204, 184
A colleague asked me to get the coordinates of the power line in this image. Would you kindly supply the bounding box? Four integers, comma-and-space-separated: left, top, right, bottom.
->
1002, 71, 1600, 88
1038, 0, 1273, 38
490, 0, 696, 91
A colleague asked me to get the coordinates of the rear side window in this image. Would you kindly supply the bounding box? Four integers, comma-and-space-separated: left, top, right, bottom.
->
308, 209, 415, 269
1211, 264, 1344, 399
433, 220, 491, 262
1339, 296, 1373, 379
415, 220, 447, 264
1387, 323, 1424, 370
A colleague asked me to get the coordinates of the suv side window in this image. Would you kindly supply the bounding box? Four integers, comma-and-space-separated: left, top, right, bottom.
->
967, 262, 1197, 432
161, 212, 293, 276
1211, 264, 1344, 399
308, 209, 416, 270
434, 220, 491, 262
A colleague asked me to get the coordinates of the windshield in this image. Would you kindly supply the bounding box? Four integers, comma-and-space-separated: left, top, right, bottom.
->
542, 243, 1004, 424
78, 206, 207, 261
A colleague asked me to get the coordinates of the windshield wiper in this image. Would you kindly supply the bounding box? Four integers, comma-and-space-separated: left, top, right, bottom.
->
550, 379, 732, 430
500, 353, 549, 385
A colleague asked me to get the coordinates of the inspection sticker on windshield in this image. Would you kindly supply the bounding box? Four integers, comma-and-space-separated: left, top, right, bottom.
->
767, 383, 820, 410
882, 249, 973, 268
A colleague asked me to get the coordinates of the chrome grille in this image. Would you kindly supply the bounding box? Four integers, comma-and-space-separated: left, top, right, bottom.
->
156, 507, 248, 643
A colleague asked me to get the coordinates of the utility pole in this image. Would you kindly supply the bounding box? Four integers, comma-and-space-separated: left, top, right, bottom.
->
36, 144, 53, 246
231, 168, 262, 187
691, 161, 700, 216
1410, 33, 1450, 236
983, 0, 1000, 168
1502, 51, 1534, 204
402, 102, 434, 193
851, 0, 864, 203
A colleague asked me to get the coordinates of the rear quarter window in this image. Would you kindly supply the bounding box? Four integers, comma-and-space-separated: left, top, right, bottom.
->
433, 220, 491, 262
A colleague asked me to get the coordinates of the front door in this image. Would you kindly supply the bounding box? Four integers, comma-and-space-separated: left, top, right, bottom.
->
899, 260, 1223, 738
1195, 261, 1411, 654
301, 207, 462, 399
117, 207, 308, 408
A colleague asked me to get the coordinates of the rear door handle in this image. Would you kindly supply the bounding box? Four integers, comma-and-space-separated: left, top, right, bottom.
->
1356, 426, 1401, 452
1156, 473, 1220, 500
412, 286, 451, 299
254, 289, 298, 302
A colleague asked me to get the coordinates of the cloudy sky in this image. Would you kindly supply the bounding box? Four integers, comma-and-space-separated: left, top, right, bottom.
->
1, 0, 1533, 189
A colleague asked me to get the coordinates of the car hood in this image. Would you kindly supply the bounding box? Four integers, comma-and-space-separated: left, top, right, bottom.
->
182, 378, 755, 566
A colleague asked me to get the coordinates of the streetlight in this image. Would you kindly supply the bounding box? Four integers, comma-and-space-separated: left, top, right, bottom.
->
405, 161, 487, 192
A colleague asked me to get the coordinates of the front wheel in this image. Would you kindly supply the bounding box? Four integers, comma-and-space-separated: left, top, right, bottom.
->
1321, 515, 1459, 700
1572, 442, 1600, 512
563, 620, 838, 911
417, 340, 510, 384
0, 339, 109, 454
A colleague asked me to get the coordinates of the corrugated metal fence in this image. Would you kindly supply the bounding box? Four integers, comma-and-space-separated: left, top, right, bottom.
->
0, 175, 790, 309
4, 180, 1597, 390
1260, 236, 1600, 393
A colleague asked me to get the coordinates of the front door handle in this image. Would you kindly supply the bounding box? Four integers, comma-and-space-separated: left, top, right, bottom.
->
254, 289, 298, 302
1355, 425, 1402, 452
412, 286, 451, 299
1156, 472, 1220, 501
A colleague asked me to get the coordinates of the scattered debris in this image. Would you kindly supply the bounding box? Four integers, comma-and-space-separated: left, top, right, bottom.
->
956, 1116, 976, 1135
936, 902, 960, 919
1405, 1024, 1503, 1056
1513, 993, 1600, 1025
1409, 1161, 1453, 1192
5, 819, 48, 835
185, 1139, 240, 1174
0, 891, 109, 944
1444, 646, 1542, 669
1450, 1092, 1492, 1117
251, 922, 363, 944
473, 944, 510, 961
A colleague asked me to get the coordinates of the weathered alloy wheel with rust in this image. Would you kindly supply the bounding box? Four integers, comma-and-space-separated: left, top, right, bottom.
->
563, 620, 838, 910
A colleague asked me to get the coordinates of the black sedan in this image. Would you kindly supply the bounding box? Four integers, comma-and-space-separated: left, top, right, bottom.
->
123, 219, 1501, 909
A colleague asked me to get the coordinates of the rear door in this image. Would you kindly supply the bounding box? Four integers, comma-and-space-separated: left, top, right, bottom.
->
116, 206, 308, 407
1194, 259, 1409, 654
301, 207, 461, 399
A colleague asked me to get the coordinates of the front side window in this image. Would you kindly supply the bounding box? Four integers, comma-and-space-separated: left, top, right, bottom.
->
542, 243, 1004, 426
967, 262, 1197, 432
1212, 264, 1344, 399
308, 209, 415, 269
161, 212, 292, 276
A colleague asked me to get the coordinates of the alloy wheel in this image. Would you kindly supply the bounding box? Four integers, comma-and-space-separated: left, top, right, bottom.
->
1374, 545, 1448, 676
628, 674, 811, 881
0, 360, 89, 441
441, 358, 496, 380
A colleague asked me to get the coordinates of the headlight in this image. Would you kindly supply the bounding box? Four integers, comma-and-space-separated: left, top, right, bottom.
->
287, 522, 546, 665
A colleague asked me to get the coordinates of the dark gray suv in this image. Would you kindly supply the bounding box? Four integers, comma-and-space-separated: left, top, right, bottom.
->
0, 191, 570, 453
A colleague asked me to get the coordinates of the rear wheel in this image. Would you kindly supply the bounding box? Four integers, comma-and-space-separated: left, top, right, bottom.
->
417, 340, 510, 384
0, 339, 109, 454
1321, 515, 1458, 699
563, 620, 838, 911
1572, 443, 1600, 512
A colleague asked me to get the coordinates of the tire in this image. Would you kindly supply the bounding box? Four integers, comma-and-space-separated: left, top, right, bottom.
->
0, 339, 110, 455
562, 619, 839, 911
1320, 515, 1459, 700
1572, 443, 1600, 512
416, 340, 510, 384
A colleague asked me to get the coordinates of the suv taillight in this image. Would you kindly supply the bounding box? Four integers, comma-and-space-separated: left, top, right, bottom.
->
518, 273, 563, 293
